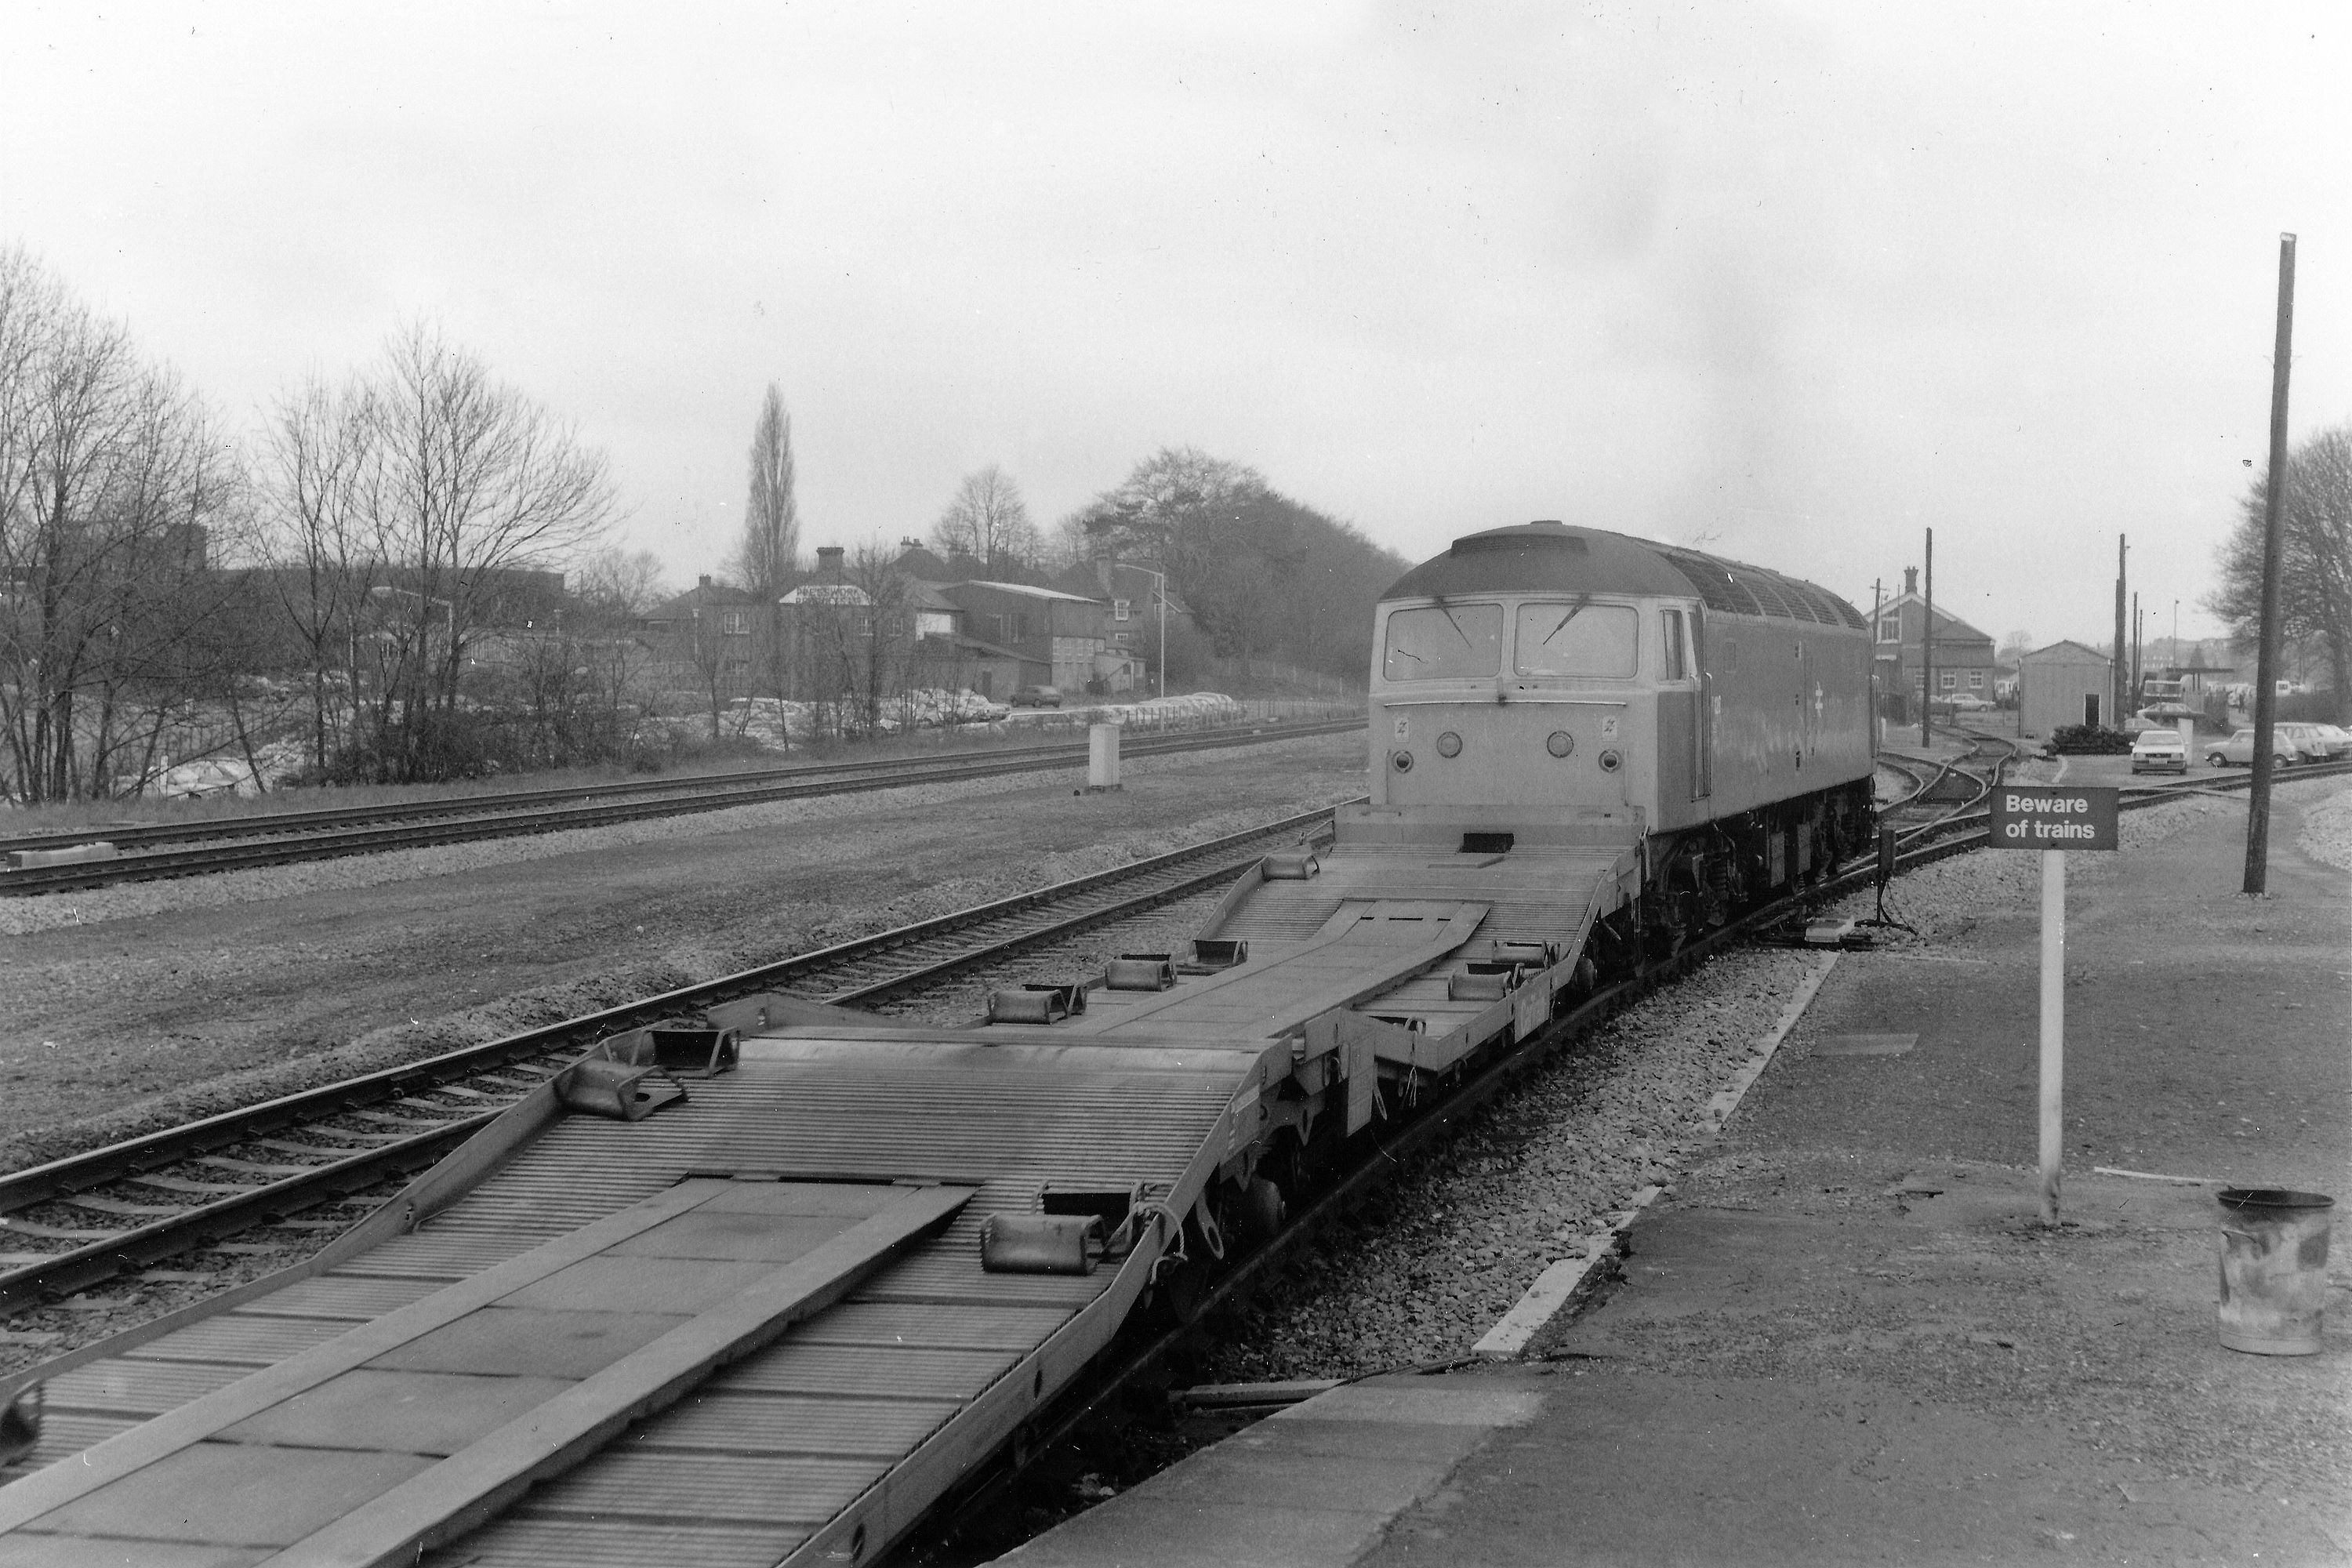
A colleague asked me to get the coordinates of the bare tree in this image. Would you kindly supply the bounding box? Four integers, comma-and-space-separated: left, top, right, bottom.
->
0, 245, 251, 802
844, 542, 911, 738
2212, 421, 2352, 720
573, 545, 668, 617
260, 323, 617, 782
734, 384, 800, 595
931, 465, 1038, 572
256, 373, 385, 771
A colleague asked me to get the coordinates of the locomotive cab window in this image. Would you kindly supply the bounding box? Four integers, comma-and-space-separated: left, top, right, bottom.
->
1661, 608, 1689, 681
1383, 603, 1504, 680
1512, 601, 1637, 677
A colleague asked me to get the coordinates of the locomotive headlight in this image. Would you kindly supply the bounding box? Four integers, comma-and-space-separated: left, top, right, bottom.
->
1598, 749, 1622, 773
1546, 730, 1573, 758
1390, 749, 1414, 773
1435, 731, 1462, 758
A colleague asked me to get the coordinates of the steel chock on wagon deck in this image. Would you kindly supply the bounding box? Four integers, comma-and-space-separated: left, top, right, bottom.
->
648, 1025, 740, 1077
981, 1212, 1105, 1274
594, 1024, 741, 1078
1186, 937, 1249, 971
1105, 953, 1177, 991
1262, 850, 1320, 880
553, 1057, 688, 1120
1448, 966, 1519, 1001
2217, 1188, 2334, 1356
0, 1386, 36, 1468
987, 982, 1090, 1025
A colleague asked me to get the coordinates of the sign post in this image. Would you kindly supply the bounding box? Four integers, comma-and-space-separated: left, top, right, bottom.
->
1989, 785, 2120, 1222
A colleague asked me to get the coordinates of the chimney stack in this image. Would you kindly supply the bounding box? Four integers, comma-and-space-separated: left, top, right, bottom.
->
817, 545, 845, 583
1903, 566, 1918, 596
698, 573, 713, 590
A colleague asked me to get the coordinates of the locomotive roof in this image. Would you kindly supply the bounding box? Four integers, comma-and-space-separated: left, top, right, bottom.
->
1380, 521, 1868, 631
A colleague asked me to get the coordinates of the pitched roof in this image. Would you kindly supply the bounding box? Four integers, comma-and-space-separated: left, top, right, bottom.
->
893, 543, 959, 579
2021, 639, 2112, 665
1885, 592, 1993, 644
642, 579, 764, 620
961, 579, 1101, 604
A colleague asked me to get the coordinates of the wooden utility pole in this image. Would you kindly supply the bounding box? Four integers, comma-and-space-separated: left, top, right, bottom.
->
1921, 529, 1935, 748
2132, 593, 2142, 705
2245, 233, 2298, 895
1871, 579, 1885, 752
2112, 535, 2128, 728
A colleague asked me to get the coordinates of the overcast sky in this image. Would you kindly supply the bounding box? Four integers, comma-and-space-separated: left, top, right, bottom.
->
3, 2, 2344, 648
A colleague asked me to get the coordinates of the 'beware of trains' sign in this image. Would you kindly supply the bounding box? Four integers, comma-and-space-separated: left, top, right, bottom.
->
1990, 786, 2119, 851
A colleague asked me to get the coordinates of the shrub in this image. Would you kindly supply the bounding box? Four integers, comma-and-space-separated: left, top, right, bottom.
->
2049, 724, 2133, 754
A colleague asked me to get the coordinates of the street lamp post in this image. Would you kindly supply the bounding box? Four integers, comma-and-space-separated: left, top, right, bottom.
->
1132, 564, 1168, 699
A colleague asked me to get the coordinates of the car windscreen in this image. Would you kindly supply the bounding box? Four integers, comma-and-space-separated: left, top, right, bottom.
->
1383, 603, 1504, 680
1514, 601, 1638, 677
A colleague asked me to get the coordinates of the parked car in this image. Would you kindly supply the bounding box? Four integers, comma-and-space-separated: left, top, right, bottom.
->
1931, 693, 1994, 713
2305, 722, 2352, 759
2279, 721, 2348, 760
2208, 728, 2300, 768
2129, 728, 2188, 774
1009, 685, 1063, 708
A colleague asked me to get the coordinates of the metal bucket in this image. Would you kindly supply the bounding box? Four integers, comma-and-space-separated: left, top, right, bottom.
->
2216, 1188, 2334, 1356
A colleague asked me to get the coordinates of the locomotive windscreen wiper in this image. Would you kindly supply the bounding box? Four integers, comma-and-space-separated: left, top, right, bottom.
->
1539, 594, 1594, 645
1440, 607, 1475, 648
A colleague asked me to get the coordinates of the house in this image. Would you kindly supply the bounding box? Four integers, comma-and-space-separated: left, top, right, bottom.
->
2018, 641, 2114, 736
1055, 555, 1197, 691
940, 579, 1132, 695
637, 574, 774, 691
1871, 568, 1998, 717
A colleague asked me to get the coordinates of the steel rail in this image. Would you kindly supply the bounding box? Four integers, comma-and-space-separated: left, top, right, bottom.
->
0, 803, 1350, 1308
0, 719, 1366, 895
0, 720, 1360, 858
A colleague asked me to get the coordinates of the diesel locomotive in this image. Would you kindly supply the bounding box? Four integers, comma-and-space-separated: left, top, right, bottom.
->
1353, 519, 1878, 956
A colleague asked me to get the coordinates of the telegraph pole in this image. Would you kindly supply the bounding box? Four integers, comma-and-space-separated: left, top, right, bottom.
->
2245, 233, 2297, 895
1871, 578, 1885, 752
2111, 536, 2128, 728
2132, 593, 2142, 706
1921, 529, 1935, 748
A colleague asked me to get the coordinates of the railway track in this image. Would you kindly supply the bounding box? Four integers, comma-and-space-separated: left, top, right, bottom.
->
7, 738, 2341, 1506
9, 741, 2328, 1326
0, 717, 1365, 895
0, 802, 1348, 1317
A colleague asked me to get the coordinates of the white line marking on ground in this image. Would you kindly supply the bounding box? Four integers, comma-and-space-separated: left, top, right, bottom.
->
1472, 952, 1842, 1359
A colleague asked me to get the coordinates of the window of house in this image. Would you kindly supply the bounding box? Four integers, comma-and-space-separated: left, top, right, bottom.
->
1878, 616, 1900, 643
720, 610, 750, 637
1940, 671, 1957, 689
1114, 599, 1130, 622
1661, 609, 1687, 681
1111, 630, 1131, 644
1969, 670, 1984, 688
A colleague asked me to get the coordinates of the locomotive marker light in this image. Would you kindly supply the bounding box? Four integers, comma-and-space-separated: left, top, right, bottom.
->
1989, 786, 2120, 1222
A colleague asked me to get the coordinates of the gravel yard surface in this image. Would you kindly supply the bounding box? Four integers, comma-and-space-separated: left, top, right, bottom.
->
2299, 779, 2352, 869
0, 731, 1366, 1174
